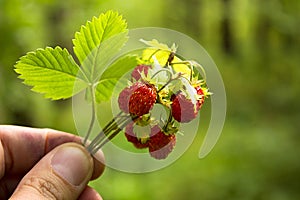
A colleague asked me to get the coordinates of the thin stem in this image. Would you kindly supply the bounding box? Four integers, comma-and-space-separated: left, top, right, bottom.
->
157, 73, 182, 93
83, 85, 97, 145
171, 61, 207, 83
165, 52, 175, 66
90, 127, 121, 155
147, 49, 161, 61
86, 112, 123, 152
87, 132, 105, 153
150, 68, 173, 80
87, 123, 115, 153
90, 116, 135, 155
163, 108, 173, 132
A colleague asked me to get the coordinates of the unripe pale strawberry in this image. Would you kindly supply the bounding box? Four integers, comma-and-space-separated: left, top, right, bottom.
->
124, 122, 149, 149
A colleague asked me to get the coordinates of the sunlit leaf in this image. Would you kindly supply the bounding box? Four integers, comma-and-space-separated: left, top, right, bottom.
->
73, 10, 128, 82
14, 47, 88, 100
95, 55, 138, 102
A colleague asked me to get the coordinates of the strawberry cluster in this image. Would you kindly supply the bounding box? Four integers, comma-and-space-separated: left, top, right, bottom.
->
117, 57, 210, 159
124, 122, 176, 159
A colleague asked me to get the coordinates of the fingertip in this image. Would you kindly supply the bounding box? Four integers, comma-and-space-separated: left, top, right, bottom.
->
78, 186, 102, 200
10, 143, 95, 200
91, 150, 105, 180
51, 143, 93, 186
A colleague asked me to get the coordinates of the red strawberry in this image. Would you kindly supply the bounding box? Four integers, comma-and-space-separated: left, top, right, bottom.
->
148, 125, 176, 159
128, 83, 157, 116
118, 82, 145, 113
118, 86, 133, 113
171, 93, 198, 123
131, 64, 152, 81
124, 122, 149, 149
195, 86, 205, 110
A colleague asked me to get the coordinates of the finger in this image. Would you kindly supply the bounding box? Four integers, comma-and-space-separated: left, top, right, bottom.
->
0, 175, 20, 199
78, 186, 103, 200
10, 143, 95, 200
0, 125, 105, 198
0, 125, 105, 179
0, 125, 80, 177
0, 153, 105, 199
91, 150, 105, 180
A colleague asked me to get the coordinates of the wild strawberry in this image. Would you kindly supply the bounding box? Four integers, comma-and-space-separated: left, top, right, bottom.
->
128, 83, 157, 116
148, 125, 176, 159
171, 93, 198, 123
195, 86, 205, 110
131, 64, 151, 81
118, 82, 147, 113
118, 86, 133, 113
124, 122, 149, 149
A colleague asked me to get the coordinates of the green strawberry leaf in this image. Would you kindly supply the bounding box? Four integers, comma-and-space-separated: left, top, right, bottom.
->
14, 11, 131, 103
73, 10, 128, 82
81, 32, 128, 82
95, 55, 138, 103
15, 47, 88, 100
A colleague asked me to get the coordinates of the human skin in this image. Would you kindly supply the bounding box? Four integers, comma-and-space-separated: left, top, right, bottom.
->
0, 125, 105, 200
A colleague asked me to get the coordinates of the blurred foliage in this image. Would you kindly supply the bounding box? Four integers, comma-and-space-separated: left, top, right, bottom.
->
1, 0, 300, 199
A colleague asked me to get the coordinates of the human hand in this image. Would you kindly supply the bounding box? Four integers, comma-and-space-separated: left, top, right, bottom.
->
0, 125, 105, 200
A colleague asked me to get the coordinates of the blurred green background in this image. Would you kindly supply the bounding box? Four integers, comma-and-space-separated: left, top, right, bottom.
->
1, 0, 300, 199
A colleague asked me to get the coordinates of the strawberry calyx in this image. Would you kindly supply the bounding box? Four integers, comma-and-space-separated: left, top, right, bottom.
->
131, 64, 152, 81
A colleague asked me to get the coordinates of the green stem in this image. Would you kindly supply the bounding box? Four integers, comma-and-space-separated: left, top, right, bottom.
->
157, 73, 182, 93
150, 68, 173, 80
90, 116, 136, 155
171, 61, 206, 83
147, 49, 161, 61
86, 112, 123, 152
83, 85, 97, 145
163, 108, 173, 132
165, 52, 175, 66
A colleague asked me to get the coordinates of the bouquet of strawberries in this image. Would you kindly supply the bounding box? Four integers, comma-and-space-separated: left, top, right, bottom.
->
14, 11, 211, 161
86, 39, 211, 159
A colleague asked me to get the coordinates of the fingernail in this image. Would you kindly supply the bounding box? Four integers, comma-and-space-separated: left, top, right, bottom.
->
51, 145, 92, 186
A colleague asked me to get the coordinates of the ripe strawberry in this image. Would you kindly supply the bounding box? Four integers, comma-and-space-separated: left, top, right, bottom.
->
124, 122, 149, 149
148, 125, 176, 159
131, 64, 151, 81
128, 83, 157, 116
195, 86, 205, 110
118, 86, 133, 113
118, 82, 147, 113
171, 93, 198, 123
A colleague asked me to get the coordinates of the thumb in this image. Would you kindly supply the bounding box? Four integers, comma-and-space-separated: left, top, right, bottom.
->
10, 143, 94, 200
